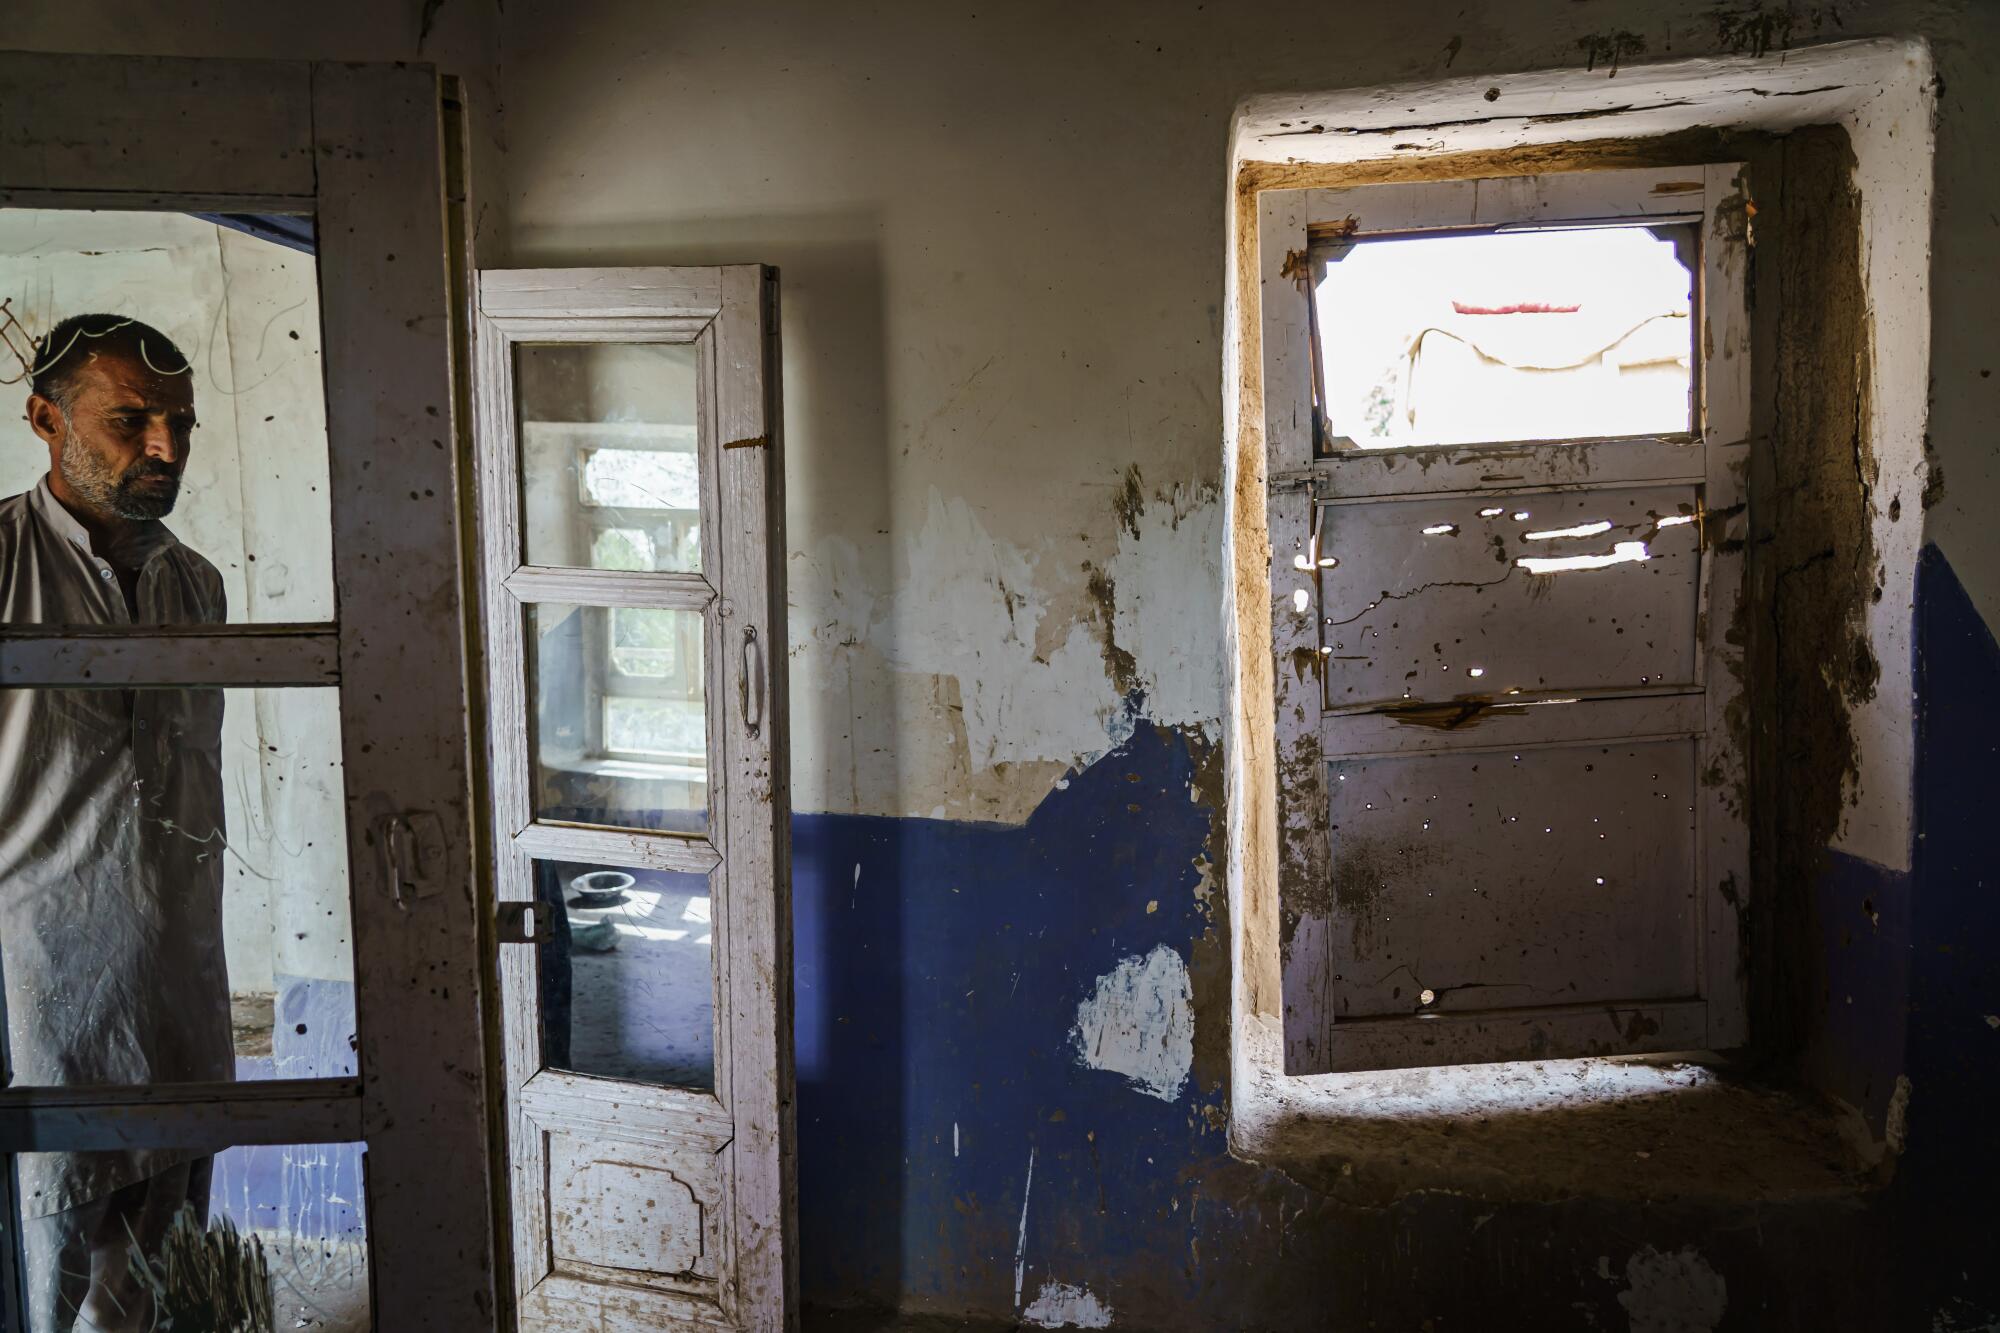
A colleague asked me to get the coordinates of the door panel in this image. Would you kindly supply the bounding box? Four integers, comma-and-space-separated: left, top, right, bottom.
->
0, 52, 495, 1330
1315, 484, 1703, 711
548, 1134, 717, 1278
477, 265, 794, 1331
536, 858, 717, 1090
1326, 737, 1701, 1019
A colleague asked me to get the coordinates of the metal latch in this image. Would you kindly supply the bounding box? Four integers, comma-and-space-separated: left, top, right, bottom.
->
496, 901, 540, 945
375, 810, 448, 908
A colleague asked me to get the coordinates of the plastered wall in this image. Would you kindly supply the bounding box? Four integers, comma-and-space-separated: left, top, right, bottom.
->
4, 2, 1997, 1327
493, 0, 1997, 829
490, 3, 1997, 1325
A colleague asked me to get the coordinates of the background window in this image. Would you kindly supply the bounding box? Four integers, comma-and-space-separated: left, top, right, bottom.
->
1261, 166, 1753, 1075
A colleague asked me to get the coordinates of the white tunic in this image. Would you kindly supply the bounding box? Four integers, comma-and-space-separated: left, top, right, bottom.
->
0, 477, 232, 1215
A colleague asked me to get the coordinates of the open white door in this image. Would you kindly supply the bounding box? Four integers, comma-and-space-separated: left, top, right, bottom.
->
474, 267, 795, 1329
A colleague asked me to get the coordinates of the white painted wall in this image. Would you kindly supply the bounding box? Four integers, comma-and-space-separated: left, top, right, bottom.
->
0, 210, 349, 992
486, 0, 1993, 836
9, 3, 1992, 843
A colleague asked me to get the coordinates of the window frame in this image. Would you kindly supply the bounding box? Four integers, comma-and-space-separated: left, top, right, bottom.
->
1261, 164, 1752, 1076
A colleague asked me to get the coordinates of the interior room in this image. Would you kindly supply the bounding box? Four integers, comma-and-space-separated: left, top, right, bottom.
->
0, 3, 1994, 1331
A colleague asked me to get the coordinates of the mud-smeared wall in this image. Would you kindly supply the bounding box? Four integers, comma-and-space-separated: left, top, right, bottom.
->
6, 0, 1995, 1327
486, 4, 1995, 1324
791, 682, 1994, 1328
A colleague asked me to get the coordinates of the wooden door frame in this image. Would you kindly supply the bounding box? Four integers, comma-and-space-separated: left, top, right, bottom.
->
0, 50, 499, 1326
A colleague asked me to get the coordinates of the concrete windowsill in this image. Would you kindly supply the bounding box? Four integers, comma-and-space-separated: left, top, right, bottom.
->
1230, 1014, 1883, 1206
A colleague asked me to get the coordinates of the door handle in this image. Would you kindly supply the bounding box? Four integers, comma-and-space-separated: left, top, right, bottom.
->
379, 815, 409, 910
740, 624, 764, 739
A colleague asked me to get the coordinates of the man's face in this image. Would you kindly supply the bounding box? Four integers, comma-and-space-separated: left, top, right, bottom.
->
40, 346, 197, 521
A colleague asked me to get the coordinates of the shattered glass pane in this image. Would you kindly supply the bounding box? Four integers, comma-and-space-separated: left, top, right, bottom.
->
10, 1140, 370, 1331
534, 858, 715, 1091
1315, 224, 1695, 449
517, 341, 703, 573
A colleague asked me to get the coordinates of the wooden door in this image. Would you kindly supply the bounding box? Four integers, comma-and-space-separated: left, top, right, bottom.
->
0, 53, 495, 1327
474, 267, 796, 1330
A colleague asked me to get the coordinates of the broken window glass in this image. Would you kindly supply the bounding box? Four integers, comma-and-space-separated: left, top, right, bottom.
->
10, 1138, 369, 1331
1314, 224, 1695, 450
0, 685, 356, 1098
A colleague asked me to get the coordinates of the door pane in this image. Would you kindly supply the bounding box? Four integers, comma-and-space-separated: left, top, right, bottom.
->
516, 342, 703, 573
10, 1139, 368, 1331
528, 602, 707, 833
1315, 223, 1694, 450
0, 208, 334, 622
0, 687, 357, 1090
1316, 485, 1702, 711
535, 858, 715, 1091
1326, 738, 1699, 1018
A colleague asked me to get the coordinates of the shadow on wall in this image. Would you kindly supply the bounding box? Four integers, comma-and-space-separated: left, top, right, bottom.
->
505, 209, 899, 808
786, 692, 1999, 1331
791, 718, 1221, 1321
1895, 545, 2000, 1330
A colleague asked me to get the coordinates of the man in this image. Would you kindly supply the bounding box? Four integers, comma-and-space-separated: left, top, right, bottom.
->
0, 314, 232, 1331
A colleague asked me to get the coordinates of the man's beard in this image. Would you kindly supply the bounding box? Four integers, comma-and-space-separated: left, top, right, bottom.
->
59, 426, 181, 520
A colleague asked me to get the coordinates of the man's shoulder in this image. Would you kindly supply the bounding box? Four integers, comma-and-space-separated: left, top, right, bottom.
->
164, 535, 221, 576
159, 530, 228, 619
163, 535, 226, 587
0, 490, 34, 545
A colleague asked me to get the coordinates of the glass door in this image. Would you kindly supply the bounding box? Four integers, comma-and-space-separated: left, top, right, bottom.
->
0, 54, 495, 1329
474, 266, 795, 1330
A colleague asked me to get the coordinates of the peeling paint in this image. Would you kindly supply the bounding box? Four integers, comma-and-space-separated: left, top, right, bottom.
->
787, 480, 1222, 823
1885, 1073, 1912, 1155
1023, 1280, 1114, 1329
1072, 944, 1193, 1102
1618, 1246, 1727, 1333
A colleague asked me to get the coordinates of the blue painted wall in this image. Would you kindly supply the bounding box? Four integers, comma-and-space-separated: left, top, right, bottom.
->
192, 554, 1998, 1326
785, 547, 2000, 1330
1891, 546, 2000, 1329
793, 720, 1225, 1315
